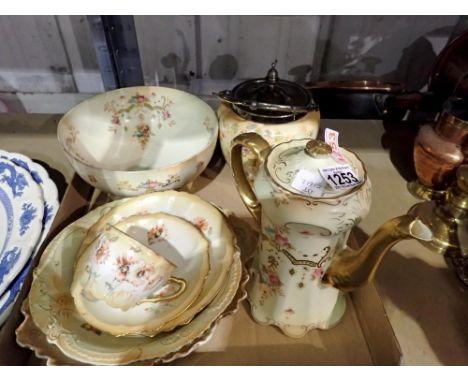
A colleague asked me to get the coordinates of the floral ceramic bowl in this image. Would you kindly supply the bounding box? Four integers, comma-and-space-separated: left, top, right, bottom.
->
57, 86, 218, 196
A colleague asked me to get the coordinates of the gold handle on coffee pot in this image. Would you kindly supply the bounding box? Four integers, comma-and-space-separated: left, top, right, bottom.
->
231, 133, 271, 222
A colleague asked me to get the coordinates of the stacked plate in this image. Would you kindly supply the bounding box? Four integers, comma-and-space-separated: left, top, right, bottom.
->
23, 190, 244, 365
0, 150, 59, 327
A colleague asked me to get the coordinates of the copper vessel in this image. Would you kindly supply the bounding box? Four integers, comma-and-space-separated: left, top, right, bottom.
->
409, 98, 468, 200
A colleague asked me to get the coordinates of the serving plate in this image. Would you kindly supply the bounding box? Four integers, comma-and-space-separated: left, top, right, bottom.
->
80, 191, 235, 331
27, 199, 243, 365
0, 158, 44, 296
71, 213, 210, 337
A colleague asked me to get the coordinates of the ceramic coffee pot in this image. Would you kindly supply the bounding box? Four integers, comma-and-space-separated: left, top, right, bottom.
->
231, 132, 432, 337
217, 62, 320, 174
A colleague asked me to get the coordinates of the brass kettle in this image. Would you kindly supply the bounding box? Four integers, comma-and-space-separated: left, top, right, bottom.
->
410, 165, 468, 285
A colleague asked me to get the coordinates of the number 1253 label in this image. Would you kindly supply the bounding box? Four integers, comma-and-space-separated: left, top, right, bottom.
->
319, 164, 361, 190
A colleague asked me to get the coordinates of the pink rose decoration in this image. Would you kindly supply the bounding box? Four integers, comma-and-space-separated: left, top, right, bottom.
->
274, 232, 290, 247
313, 267, 324, 279
269, 272, 281, 287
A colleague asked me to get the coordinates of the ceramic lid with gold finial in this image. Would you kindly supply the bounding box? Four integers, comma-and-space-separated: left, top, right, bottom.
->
265, 138, 366, 198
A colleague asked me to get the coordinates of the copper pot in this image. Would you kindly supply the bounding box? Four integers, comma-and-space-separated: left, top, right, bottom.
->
412, 98, 468, 196
306, 30, 468, 120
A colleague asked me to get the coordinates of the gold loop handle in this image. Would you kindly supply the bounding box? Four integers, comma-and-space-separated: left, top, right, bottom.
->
231, 132, 271, 222
140, 277, 186, 304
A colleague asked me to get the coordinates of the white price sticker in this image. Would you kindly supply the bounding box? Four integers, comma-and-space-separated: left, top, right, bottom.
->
319, 164, 361, 190
324, 128, 348, 164
291, 169, 325, 197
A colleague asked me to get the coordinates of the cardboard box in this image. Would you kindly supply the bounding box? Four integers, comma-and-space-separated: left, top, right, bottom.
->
0, 168, 402, 365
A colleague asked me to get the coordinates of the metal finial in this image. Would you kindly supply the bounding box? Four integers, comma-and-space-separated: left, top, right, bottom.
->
304, 140, 332, 158
266, 60, 279, 83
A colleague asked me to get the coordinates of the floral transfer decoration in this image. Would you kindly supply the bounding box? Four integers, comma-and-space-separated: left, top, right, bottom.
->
264, 223, 292, 249
192, 217, 211, 234
95, 241, 110, 264
93, 230, 119, 264
85, 248, 164, 292
270, 188, 290, 207
147, 224, 167, 245
132, 122, 153, 149
117, 174, 181, 193
64, 125, 89, 164
105, 92, 176, 149
203, 116, 216, 135
111, 253, 162, 290
115, 255, 136, 282
258, 254, 284, 305
311, 267, 325, 280
284, 308, 295, 319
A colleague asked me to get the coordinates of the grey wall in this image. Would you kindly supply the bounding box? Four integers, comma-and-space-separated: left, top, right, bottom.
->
135, 15, 464, 93
0, 15, 103, 94
0, 15, 466, 112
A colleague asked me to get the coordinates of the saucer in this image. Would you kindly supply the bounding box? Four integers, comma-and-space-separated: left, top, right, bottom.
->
80, 190, 235, 331
72, 213, 210, 337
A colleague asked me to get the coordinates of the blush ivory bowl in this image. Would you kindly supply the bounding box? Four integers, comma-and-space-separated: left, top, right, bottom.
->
57, 86, 219, 196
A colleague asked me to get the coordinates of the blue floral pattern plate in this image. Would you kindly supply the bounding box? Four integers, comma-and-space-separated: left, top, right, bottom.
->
0, 150, 59, 326
0, 158, 44, 297
0, 257, 31, 325
0, 149, 59, 247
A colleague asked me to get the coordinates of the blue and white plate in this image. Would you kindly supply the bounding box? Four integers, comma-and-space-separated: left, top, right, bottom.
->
0, 257, 31, 325
0, 151, 59, 325
0, 150, 59, 250
0, 158, 44, 296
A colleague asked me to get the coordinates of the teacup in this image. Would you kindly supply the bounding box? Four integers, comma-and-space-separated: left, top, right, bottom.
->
73, 224, 185, 311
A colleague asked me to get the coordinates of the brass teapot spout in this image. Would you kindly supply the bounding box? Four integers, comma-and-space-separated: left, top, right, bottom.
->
323, 215, 433, 291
